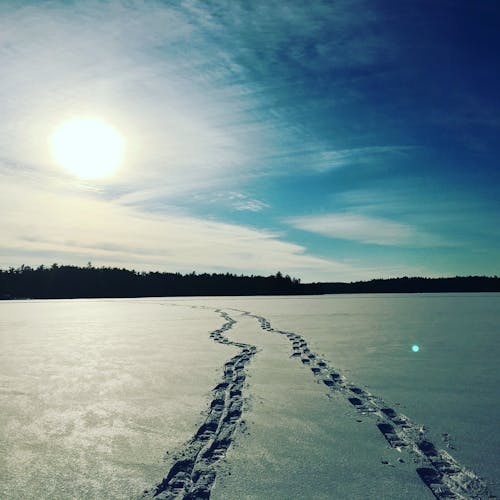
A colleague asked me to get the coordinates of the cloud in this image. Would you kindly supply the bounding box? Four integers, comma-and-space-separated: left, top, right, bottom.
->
190, 0, 390, 76
0, 0, 273, 199
0, 0, 406, 282
287, 213, 446, 247
233, 199, 269, 212
309, 146, 414, 172
0, 175, 350, 280
336, 187, 500, 247
0, 165, 446, 281
223, 192, 269, 212
181, 191, 270, 213
0, 0, 402, 202
4, 1, 489, 281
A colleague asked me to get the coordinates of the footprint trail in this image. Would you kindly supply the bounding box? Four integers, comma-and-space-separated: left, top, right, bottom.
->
142, 309, 256, 500
247, 312, 492, 500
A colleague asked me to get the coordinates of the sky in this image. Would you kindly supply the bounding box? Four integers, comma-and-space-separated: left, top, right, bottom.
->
0, 0, 499, 282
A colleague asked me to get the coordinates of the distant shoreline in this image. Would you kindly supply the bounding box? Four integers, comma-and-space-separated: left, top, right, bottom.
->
1, 264, 498, 299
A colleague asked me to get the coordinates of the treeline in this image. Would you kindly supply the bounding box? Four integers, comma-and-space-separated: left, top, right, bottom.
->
0, 265, 498, 299
303, 276, 500, 294
0, 264, 302, 299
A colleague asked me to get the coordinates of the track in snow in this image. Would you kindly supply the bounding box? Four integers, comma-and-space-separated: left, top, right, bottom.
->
246, 312, 493, 500
141, 310, 256, 500
142, 305, 493, 499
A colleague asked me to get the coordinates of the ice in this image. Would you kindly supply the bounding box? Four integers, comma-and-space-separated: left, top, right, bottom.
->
0, 299, 231, 499
1, 294, 498, 498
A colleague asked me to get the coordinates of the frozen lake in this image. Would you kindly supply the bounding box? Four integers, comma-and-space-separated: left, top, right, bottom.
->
1, 294, 498, 499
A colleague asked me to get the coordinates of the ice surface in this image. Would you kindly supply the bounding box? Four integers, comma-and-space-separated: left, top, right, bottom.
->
1, 294, 498, 499
209, 316, 431, 499
181, 294, 500, 498
0, 299, 232, 499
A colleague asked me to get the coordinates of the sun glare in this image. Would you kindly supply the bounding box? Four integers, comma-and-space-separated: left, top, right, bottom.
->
50, 118, 124, 178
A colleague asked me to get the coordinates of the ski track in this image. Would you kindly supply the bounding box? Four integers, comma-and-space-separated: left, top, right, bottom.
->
142, 309, 256, 500
243, 311, 493, 500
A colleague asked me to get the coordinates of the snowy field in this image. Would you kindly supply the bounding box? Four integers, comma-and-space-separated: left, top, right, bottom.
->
0, 294, 498, 499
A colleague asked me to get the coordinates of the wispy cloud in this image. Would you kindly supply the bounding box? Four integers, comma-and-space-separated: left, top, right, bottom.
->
308, 145, 414, 173
224, 192, 269, 212
0, 1, 273, 199
0, 0, 402, 200
189, 0, 391, 76
183, 191, 270, 214
287, 213, 446, 247
1, 0, 497, 281
233, 199, 269, 212
0, 175, 349, 279
336, 187, 500, 246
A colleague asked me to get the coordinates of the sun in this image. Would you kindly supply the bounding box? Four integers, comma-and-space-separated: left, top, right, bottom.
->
49, 118, 125, 178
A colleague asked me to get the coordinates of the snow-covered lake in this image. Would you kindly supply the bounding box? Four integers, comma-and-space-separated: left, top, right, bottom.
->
1, 294, 498, 499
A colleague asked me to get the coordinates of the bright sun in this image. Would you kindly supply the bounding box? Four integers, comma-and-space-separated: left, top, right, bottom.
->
50, 118, 124, 178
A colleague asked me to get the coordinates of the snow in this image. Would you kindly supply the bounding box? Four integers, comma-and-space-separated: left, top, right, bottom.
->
1, 294, 498, 498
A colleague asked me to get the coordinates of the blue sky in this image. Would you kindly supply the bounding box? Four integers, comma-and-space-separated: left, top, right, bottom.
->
0, 0, 498, 281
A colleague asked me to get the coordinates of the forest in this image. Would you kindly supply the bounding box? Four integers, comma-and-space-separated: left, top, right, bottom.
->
0, 264, 498, 299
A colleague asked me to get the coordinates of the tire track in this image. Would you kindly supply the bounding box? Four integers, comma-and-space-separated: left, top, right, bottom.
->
247, 312, 492, 500
142, 309, 256, 500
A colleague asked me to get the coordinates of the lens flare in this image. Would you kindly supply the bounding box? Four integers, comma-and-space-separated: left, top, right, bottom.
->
412, 344, 420, 352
